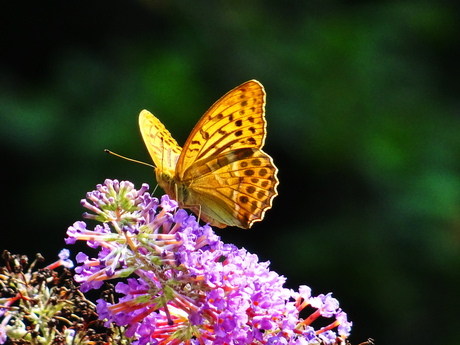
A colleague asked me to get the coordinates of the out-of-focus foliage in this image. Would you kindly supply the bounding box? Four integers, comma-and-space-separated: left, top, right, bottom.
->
1, 1, 459, 345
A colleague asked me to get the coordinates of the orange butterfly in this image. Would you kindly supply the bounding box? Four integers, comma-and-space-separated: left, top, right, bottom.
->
139, 80, 278, 228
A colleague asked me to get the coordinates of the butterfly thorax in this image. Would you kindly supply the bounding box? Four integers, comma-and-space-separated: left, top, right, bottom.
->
155, 168, 192, 206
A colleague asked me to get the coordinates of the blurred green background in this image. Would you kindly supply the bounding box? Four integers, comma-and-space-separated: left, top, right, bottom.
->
2, 1, 460, 344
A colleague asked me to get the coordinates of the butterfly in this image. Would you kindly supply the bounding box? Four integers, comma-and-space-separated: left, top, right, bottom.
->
139, 80, 279, 228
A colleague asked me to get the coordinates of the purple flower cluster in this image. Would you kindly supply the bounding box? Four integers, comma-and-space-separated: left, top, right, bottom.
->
67, 179, 352, 345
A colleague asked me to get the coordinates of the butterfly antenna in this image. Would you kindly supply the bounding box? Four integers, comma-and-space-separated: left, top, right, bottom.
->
104, 149, 155, 168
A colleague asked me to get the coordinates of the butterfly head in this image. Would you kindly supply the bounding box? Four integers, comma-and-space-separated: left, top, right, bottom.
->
155, 168, 177, 200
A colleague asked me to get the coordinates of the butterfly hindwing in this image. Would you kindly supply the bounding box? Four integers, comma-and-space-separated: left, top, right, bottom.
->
183, 148, 278, 228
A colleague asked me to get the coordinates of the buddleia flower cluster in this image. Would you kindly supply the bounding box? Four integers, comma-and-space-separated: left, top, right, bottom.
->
64, 179, 352, 345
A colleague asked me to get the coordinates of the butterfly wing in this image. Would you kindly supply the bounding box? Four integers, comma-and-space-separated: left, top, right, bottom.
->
176, 80, 267, 173
176, 80, 279, 228
184, 148, 278, 228
139, 109, 182, 197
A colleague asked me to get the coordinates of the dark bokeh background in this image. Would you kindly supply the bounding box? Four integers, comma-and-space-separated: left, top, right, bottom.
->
2, 1, 460, 344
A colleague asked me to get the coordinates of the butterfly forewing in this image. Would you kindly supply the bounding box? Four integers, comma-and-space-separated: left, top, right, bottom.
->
139, 109, 181, 176
176, 80, 267, 178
